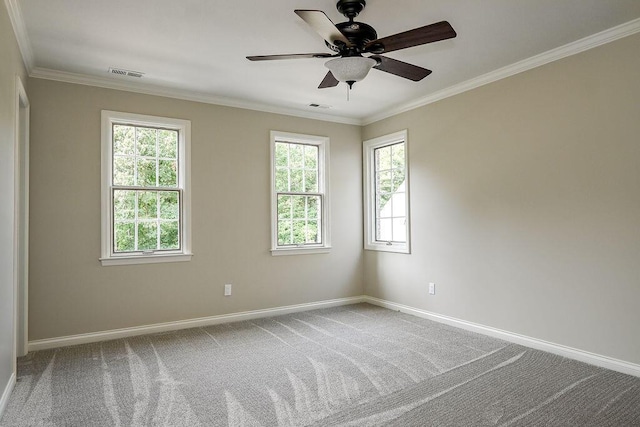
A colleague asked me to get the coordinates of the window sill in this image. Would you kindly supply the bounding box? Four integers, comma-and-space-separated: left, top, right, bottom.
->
364, 243, 410, 254
271, 246, 331, 256
100, 253, 193, 266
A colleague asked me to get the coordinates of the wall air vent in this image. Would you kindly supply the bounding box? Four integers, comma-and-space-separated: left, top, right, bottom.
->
108, 67, 145, 78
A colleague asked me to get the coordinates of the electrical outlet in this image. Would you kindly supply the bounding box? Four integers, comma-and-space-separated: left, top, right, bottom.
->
428, 283, 436, 295
224, 284, 232, 296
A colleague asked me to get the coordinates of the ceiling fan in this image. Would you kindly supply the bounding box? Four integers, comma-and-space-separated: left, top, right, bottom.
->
247, 0, 457, 89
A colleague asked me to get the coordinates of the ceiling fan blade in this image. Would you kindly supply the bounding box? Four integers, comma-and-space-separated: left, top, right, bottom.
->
366, 21, 456, 54
294, 10, 351, 47
371, 55, 432, 81
318, 71, 339, 88
247, 53, 336, 61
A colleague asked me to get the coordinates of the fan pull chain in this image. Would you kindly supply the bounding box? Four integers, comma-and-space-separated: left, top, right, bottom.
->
347, 84, 350, 101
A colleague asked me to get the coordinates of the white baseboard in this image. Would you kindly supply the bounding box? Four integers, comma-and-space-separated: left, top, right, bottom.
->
28, 296, 366, 352
26, 294, 640, 378
0, 372, 16, 421
364, 296, 640, 378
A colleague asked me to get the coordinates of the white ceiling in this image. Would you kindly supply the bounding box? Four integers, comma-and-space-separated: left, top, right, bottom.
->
12, 0, 640, 124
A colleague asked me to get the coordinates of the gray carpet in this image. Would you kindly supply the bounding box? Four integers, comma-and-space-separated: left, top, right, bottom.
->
2, 303, 639, 426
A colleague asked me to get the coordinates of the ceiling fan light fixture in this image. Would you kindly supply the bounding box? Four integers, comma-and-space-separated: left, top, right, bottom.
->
324, 56, 377, 85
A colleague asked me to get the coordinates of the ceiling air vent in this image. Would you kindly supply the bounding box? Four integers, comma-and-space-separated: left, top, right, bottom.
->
308, 103, 331, 109
108, 67, 145, 78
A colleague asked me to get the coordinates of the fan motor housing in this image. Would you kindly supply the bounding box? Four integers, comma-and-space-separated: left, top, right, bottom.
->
336, 21, 377, 46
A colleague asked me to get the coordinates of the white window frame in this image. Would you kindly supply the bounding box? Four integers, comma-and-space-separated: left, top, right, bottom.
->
270, 131, 331, 256
100, 110, 192, 266
363, 129, 411, 254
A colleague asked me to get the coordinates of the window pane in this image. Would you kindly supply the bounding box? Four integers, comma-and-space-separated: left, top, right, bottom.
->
114, 222, 135, 252
292, 220, 306, 244
275, 168, 289, 192
275, 142, 288, 167
377, 170, 392, 194
392, 170, 405, 193
307, 220, 319, 243
278, 220, 292, 245
138, 222, 158, 250
392, 217, 407, 242
290, 169, 304, 192
391, 143, 405, 169
113, 190, 135, 220
304, 145, 318, 169
159, 192, 179, 220
307, 196, 319, 219
289, 144, 304, 168
391, 192, 406, 217
158, 129, 177, 159
277, 195, 292, 219
137, 158, 157, 187
375, 146, 392, 171
304, 170, 318, 192
292, 196, 306, 219
377, 218, 392, 241
136, 127, 156, 157
113, 156, 135, 186
138, 191, 158, 219
158, 160, 177, 187
113, 125, 135, 155
377, 194, 392, 219
160, 221, 179, 249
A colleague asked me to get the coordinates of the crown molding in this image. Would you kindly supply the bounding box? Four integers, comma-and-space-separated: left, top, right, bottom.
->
4, 0, 34, 72
29, 67, 362, 126
362, 17, 640, 125
13, 3, 640, 128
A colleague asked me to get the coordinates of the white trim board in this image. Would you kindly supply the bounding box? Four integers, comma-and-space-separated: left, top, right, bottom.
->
28, 67, 361, 126
364, 296, 640, 378
3, 0, 34, 72
0, 372, 16, 421
25, 295, 640, 377
28, 296, 366, 352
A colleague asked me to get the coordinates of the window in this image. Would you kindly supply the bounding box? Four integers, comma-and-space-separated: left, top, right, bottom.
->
363, 130, 411, 253
100, 111, 192, 265
270, 131, 330, 255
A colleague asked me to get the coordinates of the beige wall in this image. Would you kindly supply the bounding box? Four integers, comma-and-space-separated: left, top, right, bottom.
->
363, 33, 640, 364
0, 0, 28, 406
27, 80, 364, 340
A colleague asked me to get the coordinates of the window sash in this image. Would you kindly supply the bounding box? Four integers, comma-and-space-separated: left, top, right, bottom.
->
374, 142, 407, 243
111, 123, 180, 188
276, 193, 323, 247
111, 188, 183, 254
